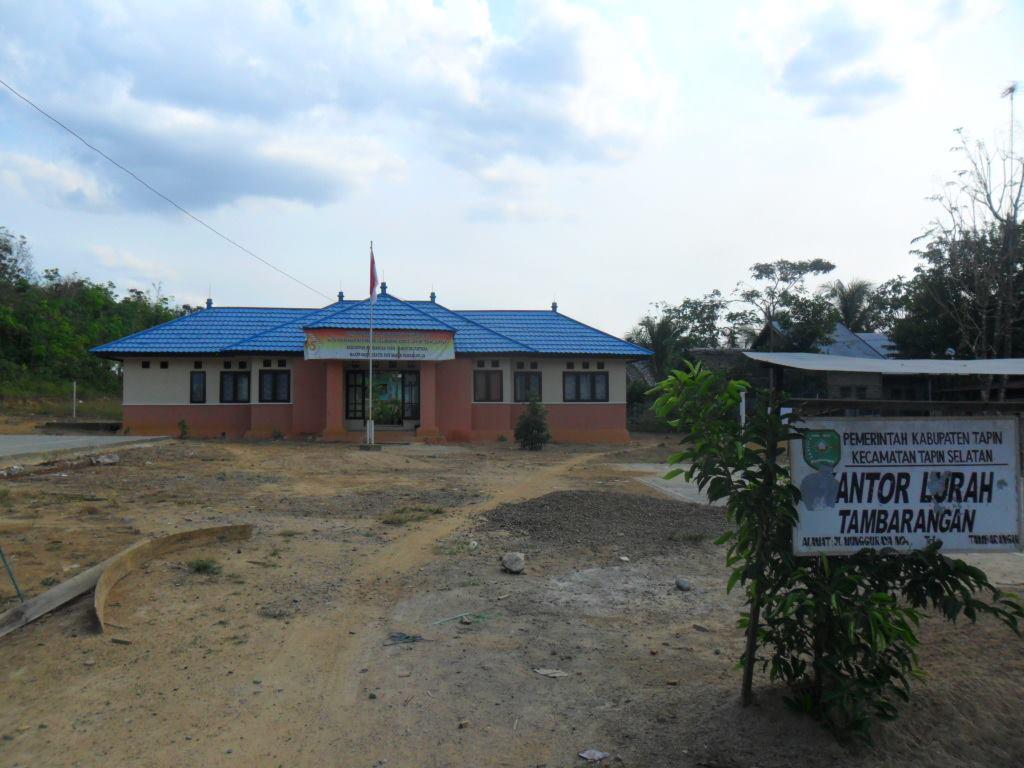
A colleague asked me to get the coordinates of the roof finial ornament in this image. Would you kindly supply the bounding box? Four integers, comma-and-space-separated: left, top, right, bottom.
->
206, 297, 213, 309
551, 300, 558, 312
380, 281, 388, 295
337, 290, 344, 302
430, 290, 436, 303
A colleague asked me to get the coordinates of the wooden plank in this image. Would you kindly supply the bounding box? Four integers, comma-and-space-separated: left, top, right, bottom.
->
94, 524, 252, 632
0, 555, 118, 639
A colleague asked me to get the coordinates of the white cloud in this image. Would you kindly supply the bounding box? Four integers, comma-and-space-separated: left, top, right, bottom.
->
0, 0, 672, 213
91, 244, 177, 281
739, 0, 1001, 116
0, 152, 110, 209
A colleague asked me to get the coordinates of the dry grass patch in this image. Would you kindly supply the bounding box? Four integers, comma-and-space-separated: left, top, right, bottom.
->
381, 506, 446, 526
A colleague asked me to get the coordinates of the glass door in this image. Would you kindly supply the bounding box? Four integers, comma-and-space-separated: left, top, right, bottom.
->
345, 369, 420, 426
371, 372, 404, 425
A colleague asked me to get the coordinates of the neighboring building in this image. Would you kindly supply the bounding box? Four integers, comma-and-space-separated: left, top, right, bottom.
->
749, 321, 899, 400
91, 286, 652, 443
818, 323, 894, 359
817, 323, 895, 399
743, 352, 1024, 409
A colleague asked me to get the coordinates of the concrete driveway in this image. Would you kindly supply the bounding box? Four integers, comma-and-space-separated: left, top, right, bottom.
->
0, 434, 164, 461
614, 462, 726, 507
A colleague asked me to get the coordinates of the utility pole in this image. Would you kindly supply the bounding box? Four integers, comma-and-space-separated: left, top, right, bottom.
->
1004, 82, 1018, 218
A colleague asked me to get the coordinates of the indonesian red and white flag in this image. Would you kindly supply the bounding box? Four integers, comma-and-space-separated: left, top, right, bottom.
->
369, 243, 379, 302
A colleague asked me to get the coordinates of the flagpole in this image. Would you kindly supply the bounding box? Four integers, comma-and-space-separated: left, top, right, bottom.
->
368, 243, 375, 446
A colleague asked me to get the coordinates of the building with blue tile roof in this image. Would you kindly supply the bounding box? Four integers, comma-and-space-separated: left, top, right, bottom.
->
92, 284, 651, 443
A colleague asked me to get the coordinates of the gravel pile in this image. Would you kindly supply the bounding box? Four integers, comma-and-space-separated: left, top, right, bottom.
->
482, 490, 727, 556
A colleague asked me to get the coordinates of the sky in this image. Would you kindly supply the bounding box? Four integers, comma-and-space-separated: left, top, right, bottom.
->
0, 0, 1021, 336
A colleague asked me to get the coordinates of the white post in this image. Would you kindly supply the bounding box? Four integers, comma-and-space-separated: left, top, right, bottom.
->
367, 297, 375, 445
72, 380, 77, 420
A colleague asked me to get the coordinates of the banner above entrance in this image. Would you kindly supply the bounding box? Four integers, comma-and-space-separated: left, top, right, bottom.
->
304, 328, 455, 361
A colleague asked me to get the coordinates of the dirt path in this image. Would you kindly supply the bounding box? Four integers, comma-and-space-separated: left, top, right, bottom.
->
215, 449, 600, 765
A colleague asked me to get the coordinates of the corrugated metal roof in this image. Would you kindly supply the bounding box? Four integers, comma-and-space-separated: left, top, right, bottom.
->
856, 332, 896, 359
92, 295, 653, 358
819, 323, 885, 359
743, 352, 1024, 375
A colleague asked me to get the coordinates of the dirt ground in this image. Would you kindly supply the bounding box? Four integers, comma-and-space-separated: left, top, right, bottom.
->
1, 436, 1023, 767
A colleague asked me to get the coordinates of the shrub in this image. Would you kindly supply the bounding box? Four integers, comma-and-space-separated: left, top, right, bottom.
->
514, 398, 550, 450
186, 558, 222, 575
177, 418, 189, 439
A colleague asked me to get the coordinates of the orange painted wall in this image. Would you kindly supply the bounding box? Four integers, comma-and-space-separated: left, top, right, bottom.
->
435, 357, 473, 441
292, 360, 326, 435
468, 403, 629, 443
248, 404, 294, 438
123, 404, 252, 438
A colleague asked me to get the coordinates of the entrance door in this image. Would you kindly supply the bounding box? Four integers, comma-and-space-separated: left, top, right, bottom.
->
373, 372, 404, 425
346, 370, 420, 427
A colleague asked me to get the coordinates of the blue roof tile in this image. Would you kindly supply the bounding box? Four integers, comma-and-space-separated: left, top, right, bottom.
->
92, 294, 652, 358
90, 307, 315, 354
224, 301, 351, 352
458, 310, 651, 357
407, 301, 532, 353
305, 294, 454, 332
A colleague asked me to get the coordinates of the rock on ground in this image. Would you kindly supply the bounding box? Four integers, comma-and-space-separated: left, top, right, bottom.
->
500, 552, 525, 574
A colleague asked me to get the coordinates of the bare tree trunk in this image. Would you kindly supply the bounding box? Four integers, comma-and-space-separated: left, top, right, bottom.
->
743, 381, 780, 705
742, 584, 762, 706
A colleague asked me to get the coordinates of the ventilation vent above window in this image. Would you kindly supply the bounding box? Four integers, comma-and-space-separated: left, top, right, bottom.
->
194, 361, 203, 369
160, 361, 169, 369
141, 361, 150, 369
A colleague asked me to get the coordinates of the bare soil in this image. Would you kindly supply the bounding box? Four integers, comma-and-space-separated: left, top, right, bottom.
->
0, 436, 1022, 767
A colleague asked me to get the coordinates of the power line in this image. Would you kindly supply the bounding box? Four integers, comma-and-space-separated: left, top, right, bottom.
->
0, 76, 332, 302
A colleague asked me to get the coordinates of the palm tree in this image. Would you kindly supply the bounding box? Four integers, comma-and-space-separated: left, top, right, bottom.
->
627, 314, 680, 381
825, 279, 875, 332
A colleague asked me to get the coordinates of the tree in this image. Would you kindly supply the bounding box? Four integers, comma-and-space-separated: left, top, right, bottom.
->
627, 313, 682, 382
0, 226, 33, 285
727, 259, 839, 351
663, 291, 726, 349
894, 128, 1023, 393
0, 226, 188, 396
824, 278, 876, 332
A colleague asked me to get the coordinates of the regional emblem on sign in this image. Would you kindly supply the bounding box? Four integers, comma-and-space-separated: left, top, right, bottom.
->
803, 429, 841, 470
800, 429, 841, 512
